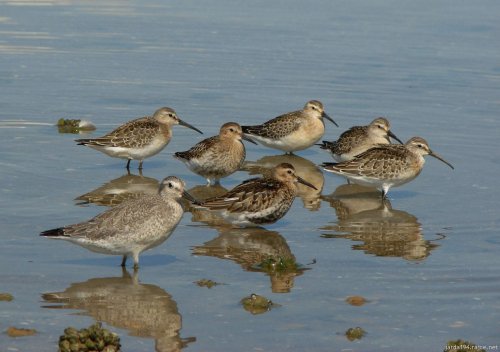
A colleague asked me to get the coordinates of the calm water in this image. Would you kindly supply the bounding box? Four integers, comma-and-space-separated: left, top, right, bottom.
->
1, 1, 499, 351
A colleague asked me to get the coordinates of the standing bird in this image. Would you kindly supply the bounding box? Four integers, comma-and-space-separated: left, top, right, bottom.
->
75, 107, 203, 170
241, 100, 338, 153
317, 117, 403, 161
199, 163, 317, 226
174, 122, 257, 185
321, 137, 454, 198
40, 176, 198, 269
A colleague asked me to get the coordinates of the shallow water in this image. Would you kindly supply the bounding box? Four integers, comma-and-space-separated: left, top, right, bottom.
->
1, 1, 499, 351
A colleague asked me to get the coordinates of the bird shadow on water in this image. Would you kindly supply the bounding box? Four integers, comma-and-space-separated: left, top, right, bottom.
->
320, 184, 441, 261
41, 268, 196, 352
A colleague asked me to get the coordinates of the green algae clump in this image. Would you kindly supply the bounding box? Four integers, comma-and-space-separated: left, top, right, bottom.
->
58, 322, 120, 352
241, 293, 275, 315
57, 118, 96, 134
345, 327, 366, 341
256, 256, 300, 272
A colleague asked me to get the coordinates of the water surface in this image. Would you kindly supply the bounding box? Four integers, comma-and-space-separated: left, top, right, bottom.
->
1, 1, 499, 351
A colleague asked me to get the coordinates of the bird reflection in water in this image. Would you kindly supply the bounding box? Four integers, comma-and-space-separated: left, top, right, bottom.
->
192, 226, 308, 293
320, 184, 439, 261
75, 170, 159, 207
182, 184, 229, 225
41, 269, 195, 352
242, 154, 324, 211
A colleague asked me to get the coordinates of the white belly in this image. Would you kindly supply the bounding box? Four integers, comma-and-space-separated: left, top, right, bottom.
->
90, 136, 168, 161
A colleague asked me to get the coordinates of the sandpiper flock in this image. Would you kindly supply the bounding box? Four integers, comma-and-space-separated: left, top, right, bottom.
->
41, 100, 453, 267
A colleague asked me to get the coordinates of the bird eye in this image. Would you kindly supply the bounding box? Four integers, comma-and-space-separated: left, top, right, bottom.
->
287, 170, 292, 174
168, 182, 173, 189
229, 128, 234, 132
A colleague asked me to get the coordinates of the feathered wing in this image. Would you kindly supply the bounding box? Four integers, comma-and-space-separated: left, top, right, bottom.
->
201, 178, 283, 213
324, 145, 412, 179
76, 117, 159, 148
332, 126, 368, 155
175, 136, 219, 160
319, 126, 366, 155
242, 112, 302, 139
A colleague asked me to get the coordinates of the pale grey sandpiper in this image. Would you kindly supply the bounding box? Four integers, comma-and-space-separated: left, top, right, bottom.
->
174, 122, 257, 185
40, 176, 198, 269
242, 100, 338, 153
321, 136, 454, 198
75, 107, 203, 170
198, 163, 317, 226
317, 117, 403, 162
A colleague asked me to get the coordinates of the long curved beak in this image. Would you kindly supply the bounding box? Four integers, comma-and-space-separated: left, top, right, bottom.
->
182, 190, 202, 205
296, 176, 318, 190
429, 150, 454, 170
179, 119, 203, 134
242, 134, 258, 145
387, 130, 404, 144
322, 112, 339, 127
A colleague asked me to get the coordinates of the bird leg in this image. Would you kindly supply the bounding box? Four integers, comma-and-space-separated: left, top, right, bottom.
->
121, 255, 127, 267
132, 252, 140, 270
125, 159, 131, 170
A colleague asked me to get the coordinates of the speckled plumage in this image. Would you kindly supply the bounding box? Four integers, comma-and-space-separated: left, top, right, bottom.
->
199, 163, 317, 226
242, 100, 337, 153
242, 154, 325, 211
174, 122, 256, 184
76, 107, 202, 169
40, 176, 197, 268
318, 117, 402, 162
321, 137, 454, 197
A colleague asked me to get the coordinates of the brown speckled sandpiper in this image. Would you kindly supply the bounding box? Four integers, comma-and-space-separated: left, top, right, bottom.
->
242, 100, 337, 153
321, 137, 454, 198
318, 117, 403, 162
174, 122, 256, 185
199, 163, 317, 226
76, 107, 203, 170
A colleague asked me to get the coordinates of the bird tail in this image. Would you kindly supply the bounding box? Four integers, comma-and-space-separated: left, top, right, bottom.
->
174, 151, 188, 160
75, 138, 91, 145
316, 141, 335, 150
320, 162, 341, 172
40, 227, 66, 238
75, 138, 109, 146
199, 196, 240, 210
241, 125, 259, 135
